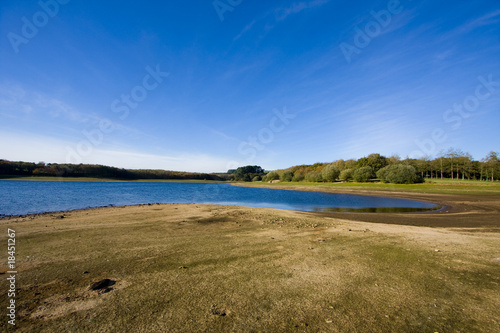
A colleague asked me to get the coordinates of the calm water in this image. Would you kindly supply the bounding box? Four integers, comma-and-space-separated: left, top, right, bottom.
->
0, 181, 438, 216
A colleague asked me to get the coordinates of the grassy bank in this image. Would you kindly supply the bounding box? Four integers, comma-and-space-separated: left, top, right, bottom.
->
1, 204, 499, 332
240, 179, 500, 196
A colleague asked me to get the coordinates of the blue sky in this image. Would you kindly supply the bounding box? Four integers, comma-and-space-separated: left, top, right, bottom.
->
1, 0, 499, 172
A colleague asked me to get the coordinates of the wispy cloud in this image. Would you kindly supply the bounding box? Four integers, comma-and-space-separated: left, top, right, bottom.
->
275, 0, 329, 21
456, 9, 500, 34
34, 93, 99, 123
337, 116, 420, 159
440, 9, 500, 42
233, 20, 257, 41
0, 84, 97, 123
0, 84, 32, 115
232, 0, 329, 41
209, 128, 240, 142
380, 8, 417, 35
0, 83, 166, 154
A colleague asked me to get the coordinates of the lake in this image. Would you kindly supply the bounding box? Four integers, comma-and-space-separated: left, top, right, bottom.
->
0, 181, 439, 216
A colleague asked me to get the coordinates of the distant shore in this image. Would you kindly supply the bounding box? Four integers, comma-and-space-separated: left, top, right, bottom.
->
0, 176, 224, 183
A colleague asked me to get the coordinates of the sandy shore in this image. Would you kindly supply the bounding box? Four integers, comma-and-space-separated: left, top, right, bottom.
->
231, 183, 500, 230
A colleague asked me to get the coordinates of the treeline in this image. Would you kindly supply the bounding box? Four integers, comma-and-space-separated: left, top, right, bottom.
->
244, 150, 499, 184
231, 165, 265, 182
2, 149, 498, 184
0, 160, 230, 181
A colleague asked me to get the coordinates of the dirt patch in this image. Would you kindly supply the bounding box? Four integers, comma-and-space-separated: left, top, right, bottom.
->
27, 279, 128, 320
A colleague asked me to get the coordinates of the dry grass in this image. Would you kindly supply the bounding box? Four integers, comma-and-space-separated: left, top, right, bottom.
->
1, 204, 499, 332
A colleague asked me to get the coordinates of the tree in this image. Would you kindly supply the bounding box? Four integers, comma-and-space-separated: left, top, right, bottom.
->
457, 153, 472, 180
414, 158, 428, 179
438, 150, 445, 179
339, 168, 354, 181
356, 153, 388, 172
484, 151, 499, 182
334, 159, 346, 171
280, 171, 294, 182
344, 159, 357, 170
265, 171, 280, 181
387, 155, 401, 165
305, 171, 322, 182
292, 170, 305, 182
353, 166, 374, 182
446, 148, 463, 180
321, 164, 340, 182
377, 164, 423, 184
233, 165, 264, 181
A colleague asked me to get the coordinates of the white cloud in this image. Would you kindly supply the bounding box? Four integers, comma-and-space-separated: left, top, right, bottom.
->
0, 132, 231, 173
0, 83, 98, 123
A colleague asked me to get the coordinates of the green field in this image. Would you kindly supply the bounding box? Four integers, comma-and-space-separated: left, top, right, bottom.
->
248, 179, 500, 196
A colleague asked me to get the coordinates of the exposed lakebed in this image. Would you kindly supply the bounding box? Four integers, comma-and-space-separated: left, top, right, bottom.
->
0, 180, 439, 216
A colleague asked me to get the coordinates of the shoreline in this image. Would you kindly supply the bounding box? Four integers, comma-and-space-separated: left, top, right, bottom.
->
231, 182, 500, 230
1, 181, 499, 229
